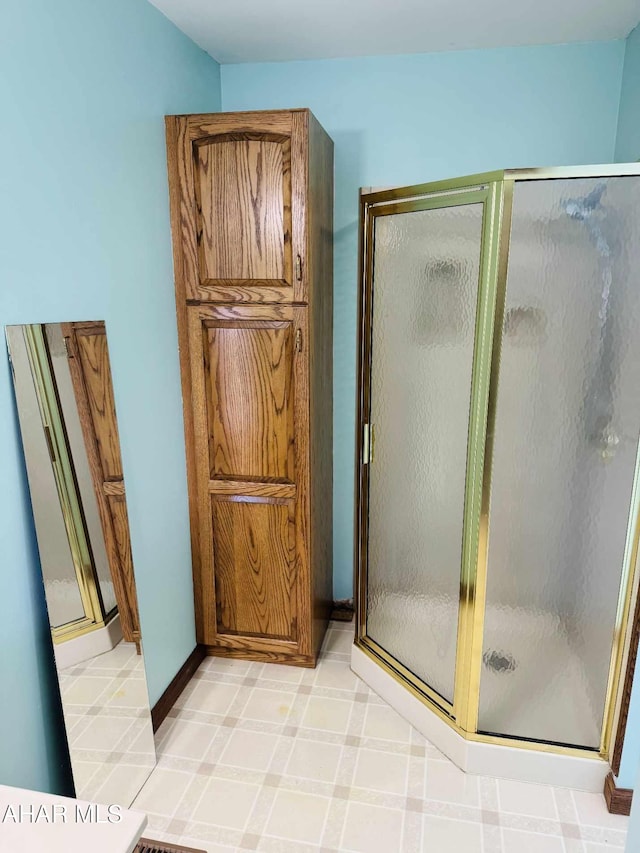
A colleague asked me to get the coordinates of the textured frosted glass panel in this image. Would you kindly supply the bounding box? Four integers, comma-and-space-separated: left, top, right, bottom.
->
367, 202, 484, 704
46, 324, 117, 615
479, 177, 640, 748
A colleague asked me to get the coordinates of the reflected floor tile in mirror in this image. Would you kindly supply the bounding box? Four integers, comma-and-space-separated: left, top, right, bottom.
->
6, 321, 156, 808
59, 640, 156, 805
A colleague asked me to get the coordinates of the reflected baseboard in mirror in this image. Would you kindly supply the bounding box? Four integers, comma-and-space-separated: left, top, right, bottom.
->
6, 322, 156, 808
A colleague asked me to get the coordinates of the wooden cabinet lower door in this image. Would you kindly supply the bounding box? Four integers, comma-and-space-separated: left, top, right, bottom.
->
187, 304, 312, 663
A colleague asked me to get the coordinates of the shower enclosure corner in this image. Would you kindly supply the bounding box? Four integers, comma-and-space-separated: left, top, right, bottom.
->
353, 164, 640, 783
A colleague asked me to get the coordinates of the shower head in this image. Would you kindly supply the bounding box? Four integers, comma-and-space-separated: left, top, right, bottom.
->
564, 183, 606, 221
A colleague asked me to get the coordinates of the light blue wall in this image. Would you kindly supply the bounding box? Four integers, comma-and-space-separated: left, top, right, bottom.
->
616, 25, 640, 162
0, 0, 220, 793
221, 41, 625, 600
614, 23, 640, 801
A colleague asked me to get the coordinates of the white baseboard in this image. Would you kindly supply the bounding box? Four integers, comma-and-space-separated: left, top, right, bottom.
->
54, 613, 123, 670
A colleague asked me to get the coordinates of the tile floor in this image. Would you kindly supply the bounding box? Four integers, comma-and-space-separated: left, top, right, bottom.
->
132, 621, 629, 852
59, 640, 156, 805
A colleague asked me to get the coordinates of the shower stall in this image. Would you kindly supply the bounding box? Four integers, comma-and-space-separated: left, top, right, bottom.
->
353, 165, 640, 789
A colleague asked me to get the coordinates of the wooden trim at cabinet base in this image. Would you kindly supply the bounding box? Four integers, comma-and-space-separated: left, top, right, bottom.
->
604, 771, 633, 815
151, 644, 207, 733
205, 645, 315, 667
331, 600, 355, 622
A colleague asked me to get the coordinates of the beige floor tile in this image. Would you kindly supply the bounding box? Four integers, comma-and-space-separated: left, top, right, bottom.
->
241, 688, 299, 725
302, 696, 353, 733
362, 702, 413, 742
179, 681, 239, 714
264, 788, 330, 843
498, 779, 558, 819
191, 776, 260, 830
285, 738, 342, 783
353, 747, 409, 795
218, 729, 279, 771
73, 714, 135, 751
105, 676, 152, 709
92, 762, 153, 808
63, 675, 113, 705
425, 759, 479, 806
322, 628, 355, 655
257, 663, 305, 684
572, 790, 631, 830
422, 815, 482, 852
314, 659, 362, 691
341, 801, 403, 852
501, 828, 565, 852
129, 623, 628, 852
133, 767, 193, 817
160, 720, 220, 760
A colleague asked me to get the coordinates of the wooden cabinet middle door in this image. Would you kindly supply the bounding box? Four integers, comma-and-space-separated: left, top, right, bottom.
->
188, 304, 310, 657
176, 111, 307, 305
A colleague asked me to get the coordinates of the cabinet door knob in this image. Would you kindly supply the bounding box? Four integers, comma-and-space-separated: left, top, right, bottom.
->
296, 254, 303, 282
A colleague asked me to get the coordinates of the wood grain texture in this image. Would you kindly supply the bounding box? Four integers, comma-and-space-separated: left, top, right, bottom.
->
103, 480, 125, 496
209, 480, 296, 499
196, 284, 293, 304
172, 111, 301, 303
213, 498, 296, 639
307, 112, 334, 658
61, 322, 140, 644
202, 319, 295, 480
185, 110, 294, 140
604, 771, 633, 815
74, 328, 123, 481
187, 307, 218, 644
196, 303, 293, 322
292, 305, 312, 657
165, 116, 205, 638
166, 110, 334, 664
291, 112, 308, 304
195, 135, 292, 285
206, 646, 314, 667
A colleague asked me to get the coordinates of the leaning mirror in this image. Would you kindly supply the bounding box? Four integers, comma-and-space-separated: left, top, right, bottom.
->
6, 321, 155, 807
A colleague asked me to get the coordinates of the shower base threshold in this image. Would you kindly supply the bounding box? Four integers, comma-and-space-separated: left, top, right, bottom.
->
351, 643, 609, 792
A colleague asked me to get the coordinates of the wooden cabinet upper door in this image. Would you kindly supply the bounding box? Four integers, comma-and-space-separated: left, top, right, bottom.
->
188, 303, 311, 658
167, 111, 308, 305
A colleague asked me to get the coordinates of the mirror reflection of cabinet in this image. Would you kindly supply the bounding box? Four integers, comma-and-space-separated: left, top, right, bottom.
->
6, 321, 155, 808
61, 321, 141, 649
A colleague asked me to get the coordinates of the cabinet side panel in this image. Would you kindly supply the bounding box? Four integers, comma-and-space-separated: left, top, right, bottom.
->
308, 113, 335, 657
166, 116, 204, 640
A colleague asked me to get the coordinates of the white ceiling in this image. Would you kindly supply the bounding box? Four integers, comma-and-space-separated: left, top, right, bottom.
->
148, 0, 640, 64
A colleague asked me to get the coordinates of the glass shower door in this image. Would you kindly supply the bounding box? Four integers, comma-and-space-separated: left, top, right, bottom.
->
479, 176, 640, 749
364, 192, 487, 708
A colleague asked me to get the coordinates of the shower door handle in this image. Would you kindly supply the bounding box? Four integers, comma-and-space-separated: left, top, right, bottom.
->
363, 423, 375, 464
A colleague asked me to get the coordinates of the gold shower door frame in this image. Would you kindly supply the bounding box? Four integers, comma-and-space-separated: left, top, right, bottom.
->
354, 164, 640, 761
22, 324, 108, 643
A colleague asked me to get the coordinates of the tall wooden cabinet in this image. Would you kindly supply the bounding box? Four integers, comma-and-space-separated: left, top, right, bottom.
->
165, 109, 333, 666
